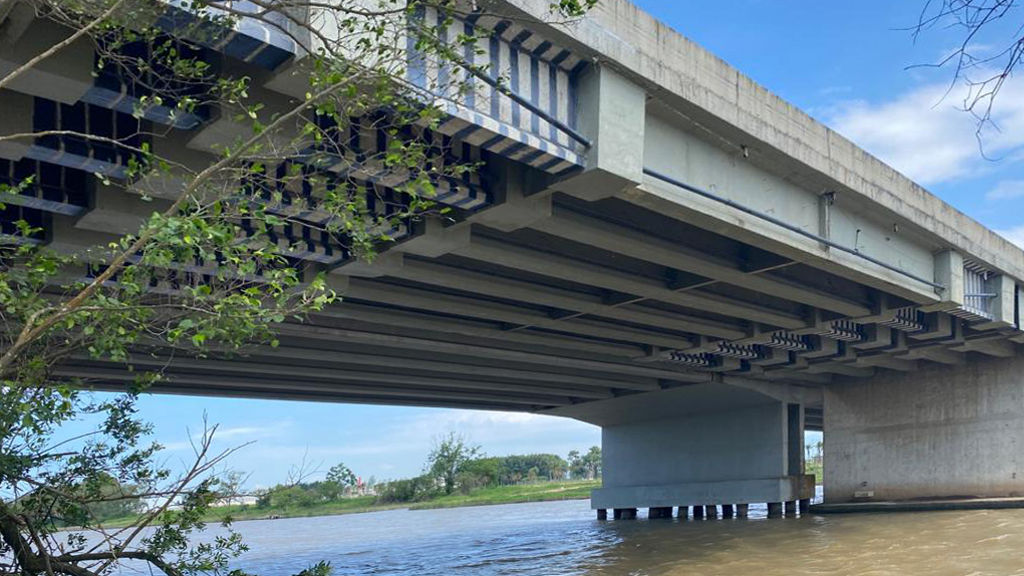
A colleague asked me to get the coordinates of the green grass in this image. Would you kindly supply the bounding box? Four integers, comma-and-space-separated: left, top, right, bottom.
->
409, 480, 601, 510
98, 480, 602, 527
807, 461, 823, 485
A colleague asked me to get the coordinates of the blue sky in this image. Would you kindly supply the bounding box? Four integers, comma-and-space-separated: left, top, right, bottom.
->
67, 2, 1024, 488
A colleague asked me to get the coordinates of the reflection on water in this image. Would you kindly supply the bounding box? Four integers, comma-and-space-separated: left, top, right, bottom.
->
197, 498, 1024, 576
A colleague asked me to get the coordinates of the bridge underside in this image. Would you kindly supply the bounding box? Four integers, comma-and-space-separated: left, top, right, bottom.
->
5, 0, 1024, 512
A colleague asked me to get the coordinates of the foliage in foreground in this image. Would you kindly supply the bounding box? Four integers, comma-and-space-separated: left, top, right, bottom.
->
0, 1, 598, 575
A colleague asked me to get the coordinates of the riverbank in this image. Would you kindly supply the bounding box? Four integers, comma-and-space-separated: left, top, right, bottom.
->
219, 480, 600, 522
103, 480, 601, 526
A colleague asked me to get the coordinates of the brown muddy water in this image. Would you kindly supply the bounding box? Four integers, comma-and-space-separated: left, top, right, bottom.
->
168, 497, 1024, 575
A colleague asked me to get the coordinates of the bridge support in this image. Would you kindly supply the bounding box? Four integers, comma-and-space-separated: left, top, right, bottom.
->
556, 383, 816, 515
825, 353, 1024, 503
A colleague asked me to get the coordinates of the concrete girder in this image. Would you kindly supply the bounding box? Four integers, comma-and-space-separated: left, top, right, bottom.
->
384, 257, 745, 340
531, 207, 872, 318
908, 312, 955, 341
894, 345, 965, 366
55, 367, 574, 408
0, 18, 93, 104
92, 356, 616, 400
623, 181, 942, 307
272, 323, 703, 382
115, 383, 537, 412
0, 89, 32, 160
341, 279, 698, 350
455, 235, 809, 329
392, 217, 472, 258
949, 338, 1017, 358
237, 345, 662, 392
309, 302, 643, 359
802, 362, 874, 378
851, 354, 917, 372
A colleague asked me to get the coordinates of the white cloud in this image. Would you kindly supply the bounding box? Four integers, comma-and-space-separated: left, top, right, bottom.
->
823, 75, 1024, 186
996, 225, 1024, 249
985, 179, 1024, 202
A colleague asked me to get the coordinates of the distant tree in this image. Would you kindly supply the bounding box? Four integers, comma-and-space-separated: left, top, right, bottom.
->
321, 462, 358, 500
569, 446, 602, 480
217, 470, 248, 506
426, 432, 481, 495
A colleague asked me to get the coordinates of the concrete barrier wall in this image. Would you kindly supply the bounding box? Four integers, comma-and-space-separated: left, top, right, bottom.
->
825, 355, 1024, 502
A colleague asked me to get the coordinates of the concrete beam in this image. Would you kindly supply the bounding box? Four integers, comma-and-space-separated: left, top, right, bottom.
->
341, 279, 697, 350
0, 19, 92, 104
310, 301, 642, 359
920, 250, 963, 312
393, 217, 471, 258
241, 345, 661, 391
973, 274, 1017, 330
0, 89, 32, 160
56, 367, 573, 407
949, 338, 1017, 358
555, 65, 645, 202
385, 258, 745, 339
531, 207, 872, 317
99, 356, 615, 400
455, 236, 808, 329
273, 322, 701, 382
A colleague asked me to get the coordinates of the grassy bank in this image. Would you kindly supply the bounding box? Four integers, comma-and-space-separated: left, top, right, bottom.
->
410, 480, 600, 510
97, 480, 602, 526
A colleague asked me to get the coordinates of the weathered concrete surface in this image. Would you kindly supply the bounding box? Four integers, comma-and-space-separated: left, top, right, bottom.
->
825, 355, 1024, 503
813, 497, 1024, 514
500, 0, 1024, 281
577, 383, 814, 510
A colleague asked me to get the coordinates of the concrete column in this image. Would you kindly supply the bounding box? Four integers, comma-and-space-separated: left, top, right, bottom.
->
649, 506, 672, 519
704, 505, 718, 518
692, 505, 705, 519
597, 509, 607, 520
589, 386, 806, 514
825, 355, 1024, 503
799, 499, 810, 513
721, 504, 734, 518
614, 508, 637, 520
767, 502, 783, 518
736, 503, 749, 518
676, 506, 687, 518
784, 500, 797, 516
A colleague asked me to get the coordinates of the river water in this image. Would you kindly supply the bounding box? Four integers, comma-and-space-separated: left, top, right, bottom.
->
202, 498, 1024, 576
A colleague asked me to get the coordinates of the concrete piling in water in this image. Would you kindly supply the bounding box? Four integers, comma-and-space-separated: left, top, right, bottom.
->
736, 504, 749, 518
785, 501, 797, 516
799, 499, 811, 514
649, 506, 672, 519
704, 505, 718, 518
721, 504, 734, 518
692, 505, 705, 519
597, 509, 607, 520
614, 508, 637, 520
676, 506, 687, 519
767, 502, 783, 518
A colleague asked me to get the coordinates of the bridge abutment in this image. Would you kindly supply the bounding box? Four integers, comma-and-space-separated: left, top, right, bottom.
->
825, 353, 1024, 503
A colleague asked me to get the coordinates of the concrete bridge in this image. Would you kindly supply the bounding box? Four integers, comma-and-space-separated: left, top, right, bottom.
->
3, 0, 1024, 517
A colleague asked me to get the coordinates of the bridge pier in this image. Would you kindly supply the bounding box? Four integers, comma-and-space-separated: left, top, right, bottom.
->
570, 383, 815, 517
825, 354, 1024, 504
